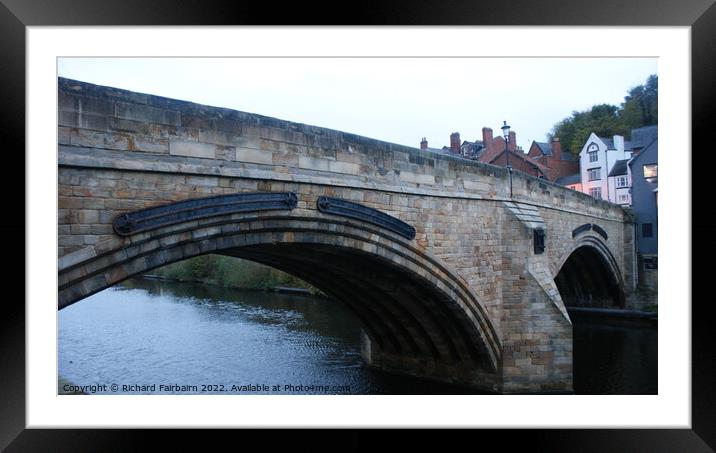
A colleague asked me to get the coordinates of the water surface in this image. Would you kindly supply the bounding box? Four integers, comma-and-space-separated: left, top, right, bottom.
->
58, 277, 657, 395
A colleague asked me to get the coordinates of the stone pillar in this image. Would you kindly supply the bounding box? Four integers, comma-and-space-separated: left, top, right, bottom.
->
499, 202, 573, 393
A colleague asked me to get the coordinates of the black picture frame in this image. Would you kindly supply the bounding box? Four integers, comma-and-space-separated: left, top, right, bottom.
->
4, 0, 713, 450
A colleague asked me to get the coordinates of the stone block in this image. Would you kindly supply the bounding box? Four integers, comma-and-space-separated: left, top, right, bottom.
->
169, 140, 216, 159
328, 160, 360, 175
216, 145, 236, 161
114, 101, 180, 126
58, 245, 97, 270
78, 210, 99, 224
399, 172, 435, 185
463, 179, 492, 191
186, 175, 219, 187
198, 129, 243, 147
59, 93, 114, 116
299, 155, 330, 171
236, 148, 272, 165
70, 129, 130, 151
109, 117, 152, 134
58, 196, 83, 209
130, 135, 169, 153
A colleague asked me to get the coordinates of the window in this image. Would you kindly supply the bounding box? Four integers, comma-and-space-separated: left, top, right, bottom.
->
589, 187, 602, 199
616, 176, 629, 188
587, 168, 601, 181
644, 164, 657, 179
618, 194, 630, 204
587, 143, 598, 162
643, 256, 658, 270
642, 223, 653, 238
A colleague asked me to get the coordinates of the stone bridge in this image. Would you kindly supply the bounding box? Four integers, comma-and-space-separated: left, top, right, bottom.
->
57, 78, 636, 394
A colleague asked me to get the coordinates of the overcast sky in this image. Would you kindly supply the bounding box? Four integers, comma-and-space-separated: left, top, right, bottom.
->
58, 57, 657, 152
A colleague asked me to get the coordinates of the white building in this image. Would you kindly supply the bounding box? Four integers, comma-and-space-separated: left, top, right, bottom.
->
578, 133, 633, 203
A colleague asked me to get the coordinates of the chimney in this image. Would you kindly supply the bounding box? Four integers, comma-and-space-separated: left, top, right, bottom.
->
482, 127, 493, 146
613, 135, 625, 153
551, 137, 562, 158
420, 137, 428, 150
508, 131, 517, 151
450, 132, 460, 153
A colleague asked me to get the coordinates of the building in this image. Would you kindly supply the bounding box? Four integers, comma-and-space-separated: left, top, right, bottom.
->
420, 127, 549, 179
419, 137, 459, 158
629, 125, 658, 156
526, 138, 580, 182
568, 125, 658, 288
578, 132, 633, 202
628, 137, 658, 288
607, 158, 631, 206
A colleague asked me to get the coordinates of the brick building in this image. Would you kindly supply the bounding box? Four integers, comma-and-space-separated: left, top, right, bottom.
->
526, 138, 580, 182
420, 127, 549, 179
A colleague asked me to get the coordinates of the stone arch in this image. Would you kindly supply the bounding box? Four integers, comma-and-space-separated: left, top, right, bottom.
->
554, 235, 625, 308
58, 211, 501, 375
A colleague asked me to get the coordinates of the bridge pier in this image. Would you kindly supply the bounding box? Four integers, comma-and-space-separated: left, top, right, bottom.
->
499, 203, 573, 393
358, 205, 574, 394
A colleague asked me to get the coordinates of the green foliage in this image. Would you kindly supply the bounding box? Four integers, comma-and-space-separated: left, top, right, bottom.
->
153, 254, 318, 293
550, 75, 657, 155
620, 74, 658, 130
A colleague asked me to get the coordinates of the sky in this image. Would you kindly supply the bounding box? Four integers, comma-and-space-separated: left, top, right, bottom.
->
58, 57, 657, 152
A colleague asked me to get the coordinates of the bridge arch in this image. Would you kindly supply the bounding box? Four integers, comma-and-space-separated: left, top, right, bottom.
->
59, 210, 501, 376
554, 235, 625, 308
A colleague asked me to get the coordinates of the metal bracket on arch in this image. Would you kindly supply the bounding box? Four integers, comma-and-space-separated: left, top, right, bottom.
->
572, 223, 609, 241
316, 196, 417, 240
112, 192, 298, 237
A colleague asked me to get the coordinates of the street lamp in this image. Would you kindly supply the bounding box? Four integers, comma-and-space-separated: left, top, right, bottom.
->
501, 120, 513, 197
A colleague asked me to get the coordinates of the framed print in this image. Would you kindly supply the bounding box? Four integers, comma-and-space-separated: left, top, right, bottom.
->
4, 0, 714, 450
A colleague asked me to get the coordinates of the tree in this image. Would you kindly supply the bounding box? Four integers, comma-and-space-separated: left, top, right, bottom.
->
620, 74, 658, 130
550, 104, 627, 155
550, 75, 657, 155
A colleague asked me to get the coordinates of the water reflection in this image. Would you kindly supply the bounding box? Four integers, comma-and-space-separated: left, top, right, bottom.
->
59, 277, 481, 395
571, 313, 657, 394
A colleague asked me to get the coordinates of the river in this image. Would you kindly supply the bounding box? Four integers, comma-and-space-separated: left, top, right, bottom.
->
58, 277, 657, 395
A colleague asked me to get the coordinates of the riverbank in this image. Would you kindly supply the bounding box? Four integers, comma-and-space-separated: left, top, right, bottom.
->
144, 274, 316, 296
148, 254, 323, 296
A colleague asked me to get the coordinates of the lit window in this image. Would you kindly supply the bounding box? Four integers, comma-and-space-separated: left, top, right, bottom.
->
644, 164, 657, 179
616, 176, 629, 188
589, 187, 602, 199
588, 168, 601, 181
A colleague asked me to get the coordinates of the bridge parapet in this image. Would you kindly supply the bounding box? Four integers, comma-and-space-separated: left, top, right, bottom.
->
59, 77, 626, 221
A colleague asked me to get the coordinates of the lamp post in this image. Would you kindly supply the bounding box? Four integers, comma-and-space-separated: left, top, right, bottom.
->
501, 120, 513, 197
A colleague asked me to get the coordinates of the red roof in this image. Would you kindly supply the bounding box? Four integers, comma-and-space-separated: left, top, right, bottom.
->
479, 147, 549, 177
